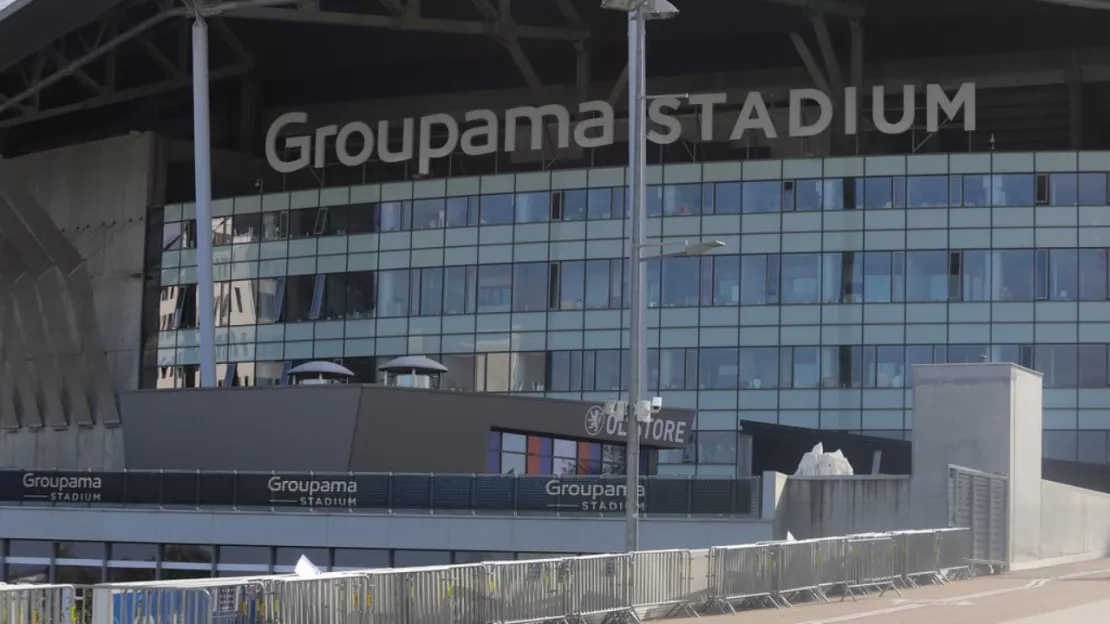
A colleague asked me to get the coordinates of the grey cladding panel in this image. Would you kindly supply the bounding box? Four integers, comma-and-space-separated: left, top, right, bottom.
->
120, 387, 362, 472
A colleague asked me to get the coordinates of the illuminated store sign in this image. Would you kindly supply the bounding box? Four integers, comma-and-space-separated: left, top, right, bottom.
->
265, 83, 976, 176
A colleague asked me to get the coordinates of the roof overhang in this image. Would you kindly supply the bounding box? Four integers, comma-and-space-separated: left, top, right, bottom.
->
0, 0, 129, 72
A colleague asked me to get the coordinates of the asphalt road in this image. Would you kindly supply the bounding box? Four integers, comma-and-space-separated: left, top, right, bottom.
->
674, 558, 1110, 624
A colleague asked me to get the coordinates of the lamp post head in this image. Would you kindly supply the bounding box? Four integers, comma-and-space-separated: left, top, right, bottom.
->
601, 0, 679, 19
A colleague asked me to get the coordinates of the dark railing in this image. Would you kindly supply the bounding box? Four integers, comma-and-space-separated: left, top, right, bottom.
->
0, 470, 761, 517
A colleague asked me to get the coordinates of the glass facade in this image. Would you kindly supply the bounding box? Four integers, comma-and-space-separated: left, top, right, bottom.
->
145, 153, 1110, 472
1, 539, 567, 582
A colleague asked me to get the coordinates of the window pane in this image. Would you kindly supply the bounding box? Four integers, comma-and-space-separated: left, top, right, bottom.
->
780, 254, 821, 304
712, 256, 741, 305
322, 273, 346, 320
962, 175, 991, 207
992, 174, 1034, 206
1048, 250, 1078, 301
1049, 173, 1078, 206
420, 268, 444, 315
376, 269, 410, 316
376, 201, 409, 232
714, 182, 742, 214
794, 179, 822, 212
906, 251, 948, 302
743, 181, 781, 213
1077, 345, 1107, 389
412, 199, 446, 229
696, 432, 737, 464
480, 194, 514, 225
334, 549, 389, 570
442, 266, 467, 314
512, 352, 546, 392
1035, 345, 1078, 388
739, 347, 777, 388
906, 176, 949, 208
992, 250, 1034, 301
658, 349, 687, 390
740, 255, 770, 305
1078, 173, 1108, 205
477, 265, 512, 313
485, 353, 511, 392
960, 250, 990, 302
661, 257, 700, 307
663, 184, 702, 216
584, 260, 611, 309
558, 261, 585, 310
512, 263, 548, 312
594, 350, 622, 391
863, 177, 892, 209
441, 354, 475, 391
563, 190, 588, 221
698, 348, 738, 389
445, 197, 472, 227
863, 252, 893, 303
515, 192, 550, 223
283, 275, 316, 322
588, 188, 614, 219
1078, 249, 1108, 301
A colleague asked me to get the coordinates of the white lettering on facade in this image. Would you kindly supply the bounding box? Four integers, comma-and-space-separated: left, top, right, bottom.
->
265, 83, 977, 177
267, 476, 358, 508
22, 472, 104, 502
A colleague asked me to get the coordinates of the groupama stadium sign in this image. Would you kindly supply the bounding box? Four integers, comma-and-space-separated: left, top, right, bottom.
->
265, 83, 976, 177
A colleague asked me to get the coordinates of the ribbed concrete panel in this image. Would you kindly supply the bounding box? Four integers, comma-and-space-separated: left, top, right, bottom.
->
0, 269, 28, 429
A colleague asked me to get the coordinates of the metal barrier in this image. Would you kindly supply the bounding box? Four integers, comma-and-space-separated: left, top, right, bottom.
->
76, 527, 971, 623
0, 583, 76, 624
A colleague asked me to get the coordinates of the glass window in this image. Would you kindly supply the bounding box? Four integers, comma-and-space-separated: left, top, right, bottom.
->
275, 548, 329, 569
696, 432, 737, 464
588, 188, 615, 219
584, 260, 612, 309
1078, 249, 1108, 301
863, 177, 893, 209
477, 265, 512, 313
871, 346, 905, 388
322, 273, 346, 320
906, 251, 948, 302
419, 268, 444, 315
320, 206, 348, 236
822, 345, 862, 389
441, 266, 467, 314
992, 174, 1035, 206
656, 348, 689, 390
441, 354, 475, 391
907, 176, 949, 208
740, 255, 775, 305
376, 269, 410, 316
230, 213, 260, 243
512, 263, 548, 312
698, 348, 738, 389
788, 346, 819, 388
663, 184, 702, 216
709, 256, 740, 305
547, 352, 571, 392
484, 352, 511, 392
1049, 173, 1078, 206
558, 261, 585, 310
1048, 250, 1078, 301
515, 192, 550, 223
593, 350, 622, 391
445, 196, 476, 228
111, 543, 159, 563
1043, 430, 1078, 461
563, 190, 588, 221
962, 174, 991, 207
511, 352, 546, 391
743, 181, 781, 213
960, 250, 990, 302
1078, 173, 1108, 205
343, 271, 375, 318
904, 345, 935, 388
646, 186, 663, 217
412, 199, 446, 229
1035, 344, 1078, 388
1077, 345, 1108, 389
347, 204, 374, 234
780, 254, 821, 304
714, 182, 742, 214
376, 201, 409, 232
283, 275, 316, 322
661, 257, 700, 307
992, 250, 1034, 301
863, 252, 893, 303
480, 194, 514, 225
739, 347, 777, 388
288, 207, 317, 238
794, 177, 821, 210
333, 549, 389, 570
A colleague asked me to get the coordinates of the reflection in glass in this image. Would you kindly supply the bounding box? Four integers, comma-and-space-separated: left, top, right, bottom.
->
512, 263, 548, 312
480, 194, 514, 225
515, 192, 550, 223
376, 269, 410, 316
794, 179, 823, 211
992, 250, 1034, 301
563, 189, 588, 221
699, 348, 738, 389
739, 347, 777, 388
906, 251, 947, 302
664, 184, 702, 215
781, 254, 821, 304
961, 250, 990, 302
412, 199, 446, 229
743, 181, 782, 213
992, 174, 1034, 206
714, 182, 742, 214
661, 257, 700, 307
477, 265, 512, 313
907, 176, 948, 208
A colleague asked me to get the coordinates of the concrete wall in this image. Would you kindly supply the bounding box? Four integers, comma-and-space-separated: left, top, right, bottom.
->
1036, 480, 1110, 566
909, 363, 1043, 565
772, 475, 913, 540
0, 506, 774, 554
0, 133, 154, 469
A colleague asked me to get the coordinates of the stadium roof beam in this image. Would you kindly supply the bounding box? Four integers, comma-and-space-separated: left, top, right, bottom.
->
1033, 0, 1110, 9
759, 0, 865, 19
222, 1, 590, 42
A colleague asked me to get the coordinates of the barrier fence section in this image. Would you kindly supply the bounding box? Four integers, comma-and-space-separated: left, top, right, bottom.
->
77, 527, 971, 624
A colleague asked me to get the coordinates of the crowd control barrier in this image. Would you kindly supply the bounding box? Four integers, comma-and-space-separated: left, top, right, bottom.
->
0, 583, 76, 623
76, 527, 970, 624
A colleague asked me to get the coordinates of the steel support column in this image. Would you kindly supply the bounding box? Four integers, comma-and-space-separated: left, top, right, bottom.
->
192, 17, 217, 388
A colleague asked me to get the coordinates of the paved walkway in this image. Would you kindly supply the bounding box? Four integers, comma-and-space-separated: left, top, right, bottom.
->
676, 558, 1110, 624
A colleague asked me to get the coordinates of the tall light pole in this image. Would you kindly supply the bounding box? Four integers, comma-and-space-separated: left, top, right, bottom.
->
603, 0, 682, 554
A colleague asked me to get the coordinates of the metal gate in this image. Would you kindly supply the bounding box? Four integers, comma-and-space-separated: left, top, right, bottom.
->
947, 464, 1008, 569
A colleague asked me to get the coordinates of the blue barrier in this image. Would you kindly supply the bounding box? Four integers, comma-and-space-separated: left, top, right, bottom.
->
108, 584, 263, 623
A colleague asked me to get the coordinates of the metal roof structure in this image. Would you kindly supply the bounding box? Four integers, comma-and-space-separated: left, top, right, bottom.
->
2, 0, 1110, 155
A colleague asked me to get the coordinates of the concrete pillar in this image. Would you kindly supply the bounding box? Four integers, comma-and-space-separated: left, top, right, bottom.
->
910, 363, 1043, 566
